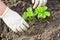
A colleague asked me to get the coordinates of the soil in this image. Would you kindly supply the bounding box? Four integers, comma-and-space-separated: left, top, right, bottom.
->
0, 0, 60, 40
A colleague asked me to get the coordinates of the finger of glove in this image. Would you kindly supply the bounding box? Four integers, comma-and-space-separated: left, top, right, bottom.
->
20, 24, 27, 31
22, 20, 29, 28
33, 0, 39, 9
16, 26, 23, 32
38, 0, 43, 6
32, 0, 35, 4
42, 0, 47, 6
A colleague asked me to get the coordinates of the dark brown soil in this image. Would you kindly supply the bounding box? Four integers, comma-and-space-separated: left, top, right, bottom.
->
0, 0, 60, 40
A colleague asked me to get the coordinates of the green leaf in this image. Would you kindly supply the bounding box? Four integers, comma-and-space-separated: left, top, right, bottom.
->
34, 10, 38, 16
41, 6, 47, 12
35, 6, 42, 12
26, 7, 32, 12
37, 13, 46, 19
37, 13, 42, 18
22, 12, 28, 19
27, 12, 34, 16
35, 6, 47, 13
42, 14, 46, 18
44, 11, 50, 17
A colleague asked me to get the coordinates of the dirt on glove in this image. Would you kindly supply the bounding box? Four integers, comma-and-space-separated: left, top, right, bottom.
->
0, 0, 60, 40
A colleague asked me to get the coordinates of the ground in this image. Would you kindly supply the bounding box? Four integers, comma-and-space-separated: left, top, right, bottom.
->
0, 0, 60, 40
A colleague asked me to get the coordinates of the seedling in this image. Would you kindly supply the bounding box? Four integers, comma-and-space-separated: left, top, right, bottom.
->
22, 6, 50, 20
22, 7, 34, 19
34, 6, 50, 19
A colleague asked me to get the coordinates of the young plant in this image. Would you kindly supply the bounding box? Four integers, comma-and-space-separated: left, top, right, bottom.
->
34, 6, 50, 19
22, 6, 50, 20
22, 7, 34, 19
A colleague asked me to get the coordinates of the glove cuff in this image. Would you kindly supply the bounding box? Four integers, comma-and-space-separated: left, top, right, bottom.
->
0, 7, 9, 18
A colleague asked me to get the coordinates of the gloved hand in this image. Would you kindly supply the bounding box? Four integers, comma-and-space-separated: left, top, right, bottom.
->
0, 2, 29, 32
32, 0, 47, 9
0, 7, 29, 32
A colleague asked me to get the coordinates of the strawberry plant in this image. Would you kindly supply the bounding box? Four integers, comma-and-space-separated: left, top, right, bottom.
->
22, 6, 50, 20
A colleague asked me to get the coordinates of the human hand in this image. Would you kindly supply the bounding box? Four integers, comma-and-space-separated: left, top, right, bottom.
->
32, 0, 47, 9
0, 1, 7, 16
0, 7, 29, 32
0, 0, 1, 1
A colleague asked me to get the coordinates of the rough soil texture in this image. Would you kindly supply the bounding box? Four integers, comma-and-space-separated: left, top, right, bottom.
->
0, 0, 60, 40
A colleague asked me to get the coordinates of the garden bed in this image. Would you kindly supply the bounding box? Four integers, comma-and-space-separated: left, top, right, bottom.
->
0, 0, 60, 40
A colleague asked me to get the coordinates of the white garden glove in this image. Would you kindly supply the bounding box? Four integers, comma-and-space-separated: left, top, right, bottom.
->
0, 7, 29, 32
32, 0, 47, 9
